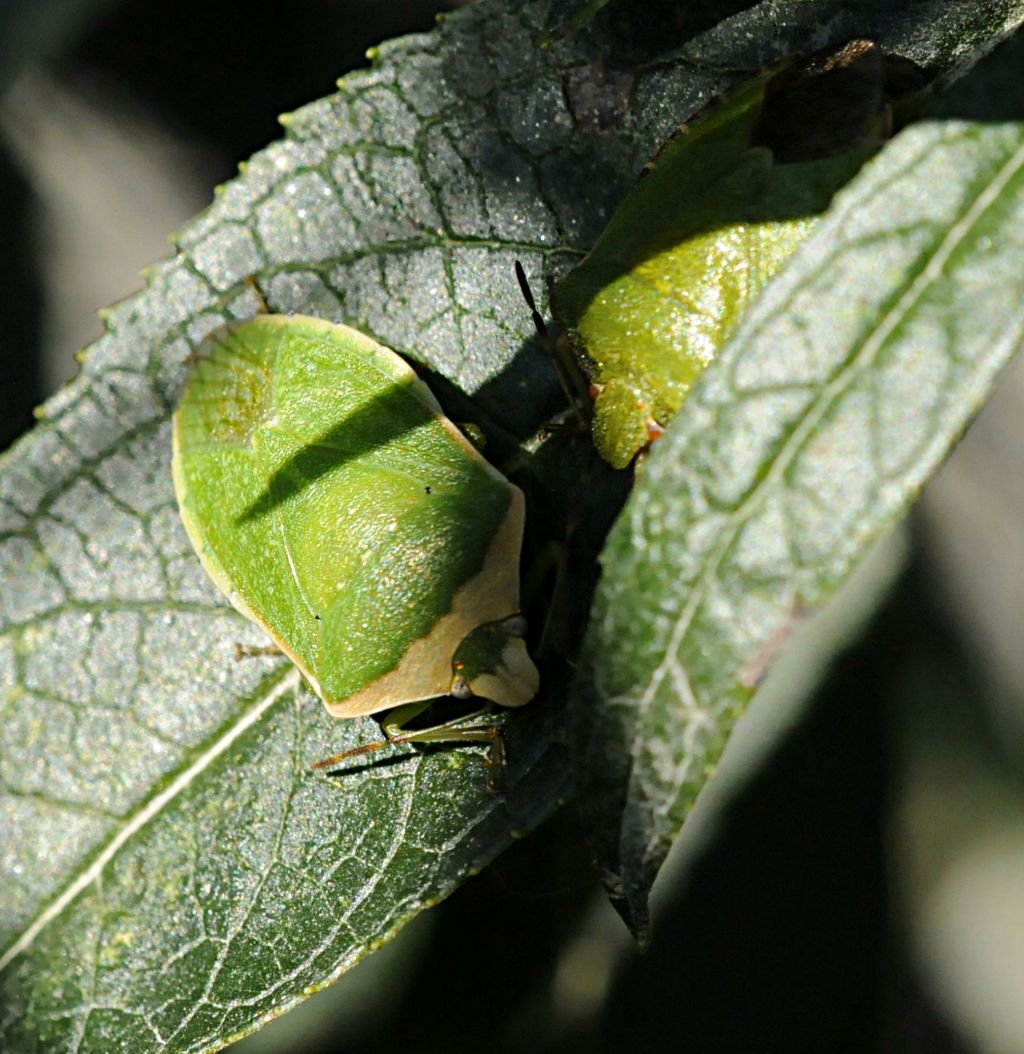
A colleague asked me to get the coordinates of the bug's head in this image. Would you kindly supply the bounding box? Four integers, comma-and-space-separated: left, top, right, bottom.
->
450, 615, 539, 709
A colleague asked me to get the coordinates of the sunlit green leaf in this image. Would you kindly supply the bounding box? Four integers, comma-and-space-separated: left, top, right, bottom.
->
574, 118, 1024, 936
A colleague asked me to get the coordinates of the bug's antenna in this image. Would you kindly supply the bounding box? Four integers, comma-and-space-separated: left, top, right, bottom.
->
516, 260, 548, 345
514, 261, 590, 427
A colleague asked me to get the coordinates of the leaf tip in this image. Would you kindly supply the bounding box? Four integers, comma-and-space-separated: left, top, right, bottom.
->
602, 872, 652, 948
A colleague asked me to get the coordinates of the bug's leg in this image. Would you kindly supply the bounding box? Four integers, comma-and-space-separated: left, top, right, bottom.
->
311, 702, 432, 771
385, 713, 506, 793
234, 642, 282, 661
313, 704, 506, 792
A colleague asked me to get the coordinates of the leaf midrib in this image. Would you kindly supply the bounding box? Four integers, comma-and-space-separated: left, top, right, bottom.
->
0, 667, 301, 972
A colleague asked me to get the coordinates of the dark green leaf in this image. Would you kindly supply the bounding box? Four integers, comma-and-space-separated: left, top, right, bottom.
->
0, 2, 712, 1050
542, 0, 613, 46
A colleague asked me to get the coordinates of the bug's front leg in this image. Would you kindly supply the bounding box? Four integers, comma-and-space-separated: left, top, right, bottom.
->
313, 703, 506, 792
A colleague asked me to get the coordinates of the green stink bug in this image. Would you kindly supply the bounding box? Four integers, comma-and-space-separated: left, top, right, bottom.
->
172, 314, 539, 778
552, 40, 892, 468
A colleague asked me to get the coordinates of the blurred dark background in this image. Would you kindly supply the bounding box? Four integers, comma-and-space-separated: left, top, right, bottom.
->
3, 3, 1024, 1051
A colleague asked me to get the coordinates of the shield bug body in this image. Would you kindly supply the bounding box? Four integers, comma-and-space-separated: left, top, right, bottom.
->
552, 41, 892, 468
172, 314, 539, 781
